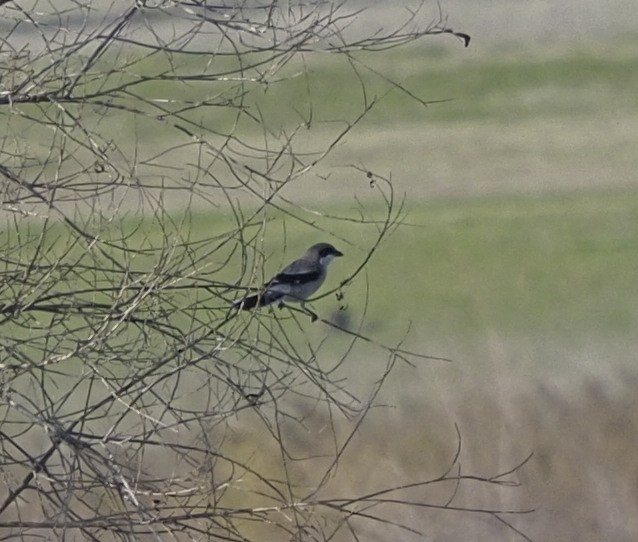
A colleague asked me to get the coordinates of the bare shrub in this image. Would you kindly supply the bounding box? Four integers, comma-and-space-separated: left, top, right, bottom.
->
0, 1, 529, 540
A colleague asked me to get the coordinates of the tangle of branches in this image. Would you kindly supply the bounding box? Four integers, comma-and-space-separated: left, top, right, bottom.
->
0, 1, 530, 540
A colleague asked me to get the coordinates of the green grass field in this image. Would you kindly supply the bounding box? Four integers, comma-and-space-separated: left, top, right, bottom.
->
354, 189, 638, 337
163, 186, 638, 340
8, 30, 637, 204
4, 29, 637, 368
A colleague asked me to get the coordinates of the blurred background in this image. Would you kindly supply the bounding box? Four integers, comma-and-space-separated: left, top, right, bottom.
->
327, 1, 638, 540
336, 1, 638, 540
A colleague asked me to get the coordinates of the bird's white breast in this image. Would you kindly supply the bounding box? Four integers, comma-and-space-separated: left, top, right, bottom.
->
319, 254, 335, 266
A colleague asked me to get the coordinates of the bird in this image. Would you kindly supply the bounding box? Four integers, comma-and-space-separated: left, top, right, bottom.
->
233, 242, 343, 313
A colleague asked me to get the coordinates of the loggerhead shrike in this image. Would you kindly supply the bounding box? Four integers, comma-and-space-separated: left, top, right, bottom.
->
233, 242, 343, 312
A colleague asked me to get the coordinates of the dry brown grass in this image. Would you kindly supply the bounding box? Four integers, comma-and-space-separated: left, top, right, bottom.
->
279, 362, 638, 541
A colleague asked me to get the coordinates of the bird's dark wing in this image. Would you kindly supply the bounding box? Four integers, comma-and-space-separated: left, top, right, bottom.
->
234, 290, 284, 310
269, 259, 322, 286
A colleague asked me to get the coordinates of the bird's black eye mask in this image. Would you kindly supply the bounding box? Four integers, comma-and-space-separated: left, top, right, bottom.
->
319, 246, 342, 258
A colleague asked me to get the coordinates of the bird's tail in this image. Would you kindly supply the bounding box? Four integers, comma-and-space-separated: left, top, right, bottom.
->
233, 291, 284, 311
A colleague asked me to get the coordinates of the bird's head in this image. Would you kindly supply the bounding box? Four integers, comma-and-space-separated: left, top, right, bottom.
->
307, 242, 344, 266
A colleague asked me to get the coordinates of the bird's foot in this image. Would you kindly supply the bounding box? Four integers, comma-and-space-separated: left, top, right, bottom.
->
301, 304, 318, 322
